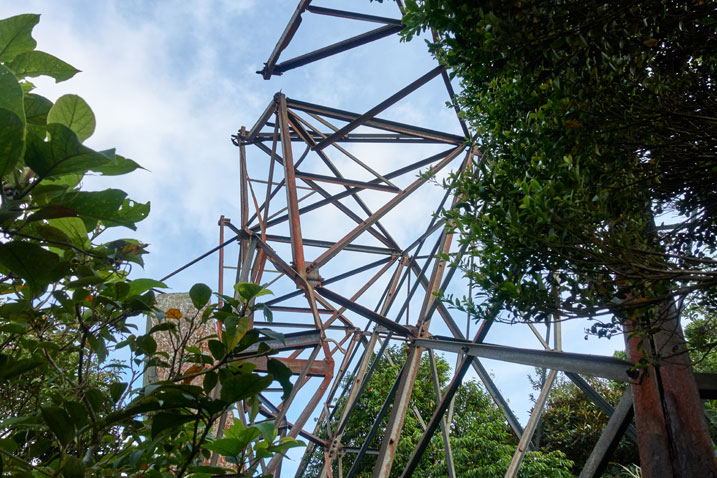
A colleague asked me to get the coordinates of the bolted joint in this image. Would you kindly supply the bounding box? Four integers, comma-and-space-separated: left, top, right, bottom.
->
306, 267, 324, 288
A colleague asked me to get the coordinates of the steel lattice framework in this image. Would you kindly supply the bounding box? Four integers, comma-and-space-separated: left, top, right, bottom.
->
160, 2, 717, 477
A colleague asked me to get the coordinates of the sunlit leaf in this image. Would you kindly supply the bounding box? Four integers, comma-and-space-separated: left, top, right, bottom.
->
48, 94, 95, 141
6, 50, 79, 83
0, 14, 39, 62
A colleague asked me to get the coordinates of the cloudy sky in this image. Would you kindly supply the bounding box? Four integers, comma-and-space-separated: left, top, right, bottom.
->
1, 1, 624, 473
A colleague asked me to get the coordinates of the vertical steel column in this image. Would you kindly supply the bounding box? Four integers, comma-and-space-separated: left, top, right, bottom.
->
372, 227, 454, 478
276, 93, 306, 278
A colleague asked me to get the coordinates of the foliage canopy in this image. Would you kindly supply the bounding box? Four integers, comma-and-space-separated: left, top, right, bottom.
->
403, 0, 717, 336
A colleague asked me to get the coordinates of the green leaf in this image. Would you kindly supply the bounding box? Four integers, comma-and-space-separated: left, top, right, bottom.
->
47, 94, 95, 141
151, 412, 195, 438
219, 373, 272, 404
109, 382, 128, 403
208, 340, 225, 360
0, 241, 68, 296
61, 455, 84, 478
63, 400, 89, 429
202, 438, 243, 458
23, 93, 52, 125
0, 64, 26, 177
255, 420, 276, 441
6, 50, 79, 83
234, 282, 272, 301
203, 370, 218, 394
189, 283, 212, 309
128, 278, 167, 297
87, 333, 108, 362
49, 188, 124, 231
256, 328, 285, 344
40, 406, 74, 446
0, 355, 44, 380
267, 358, 293, 400
25, 123, 112, 179
35, 224, 73, 247
46, 217, 90, 249
0, 14, 39, 62
92, 153, 143, 176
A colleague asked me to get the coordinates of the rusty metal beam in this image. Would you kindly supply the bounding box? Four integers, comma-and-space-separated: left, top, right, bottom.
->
276, 93, 306, 277
273, 24, 402, 76
308, 145, 465, 272
306, 6, 402, 25
294, 170, 400, 193
245, 356, 332, 377
316, 287, 413, 337
287, 98, 466, 144
313, 66, 443, 151
259, 0, 312, 79
251, 141, 396, 248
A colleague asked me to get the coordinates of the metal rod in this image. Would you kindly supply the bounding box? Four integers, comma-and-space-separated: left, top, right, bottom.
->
273, 24, 402, 76
306, 6, 402, 25
314, 66, 443, 151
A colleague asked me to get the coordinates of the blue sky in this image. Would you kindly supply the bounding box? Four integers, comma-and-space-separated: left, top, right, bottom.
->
1, 2, 625, 474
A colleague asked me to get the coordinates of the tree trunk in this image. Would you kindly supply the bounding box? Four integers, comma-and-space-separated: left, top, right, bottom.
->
625, 301, 717, 478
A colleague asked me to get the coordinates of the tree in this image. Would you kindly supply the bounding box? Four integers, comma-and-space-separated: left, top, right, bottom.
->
304, 347, 572, 478
403, 0, 716, 326
0, 13, 299, 477
536, 375, 639, 477
402, 1, 716, 475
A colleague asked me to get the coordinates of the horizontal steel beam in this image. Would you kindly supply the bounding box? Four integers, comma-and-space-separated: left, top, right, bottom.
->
245, 356, 332, 377
294, 170, 400, 193
234, 330, 322, 357
287, 98, 466, 144
415, 337, 636, 383
306, 5, 402, 25
265, 234, 399, 256
252, 131, 453, 144
314, 66, 443, 151
316, 287, 413, 337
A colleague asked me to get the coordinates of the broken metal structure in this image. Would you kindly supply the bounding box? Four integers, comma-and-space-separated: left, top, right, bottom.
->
162, 2, 717, 477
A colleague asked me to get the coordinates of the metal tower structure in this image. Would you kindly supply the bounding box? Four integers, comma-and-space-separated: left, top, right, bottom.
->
197, 2, 716, 477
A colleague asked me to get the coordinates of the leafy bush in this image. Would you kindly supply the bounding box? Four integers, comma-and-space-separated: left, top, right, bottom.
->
0, 13, 298, 478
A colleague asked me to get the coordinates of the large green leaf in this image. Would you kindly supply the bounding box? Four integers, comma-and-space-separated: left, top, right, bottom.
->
46, 217, 90, 249
0, 14, 39, 62
48, 94, 95, 141
25, 123, 112, 178
151, 412, 195, 438
50, 188, 124, 231
0, 241, 68, 296
61, 455, 84, 478
267, 358, 293, 400
92, 153, 143, 176
40, 406, 74, 446
46, 189, 149, 231
127, 278, 167, 297
203, 437, 245, 458
189, 283, 212, 309
103, 198, 149, 230
24, 93, 52, 125
0, 354, 44, 381
0, 63, 26, 177
6, 50, 79, 83
219, 373, 272, 404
